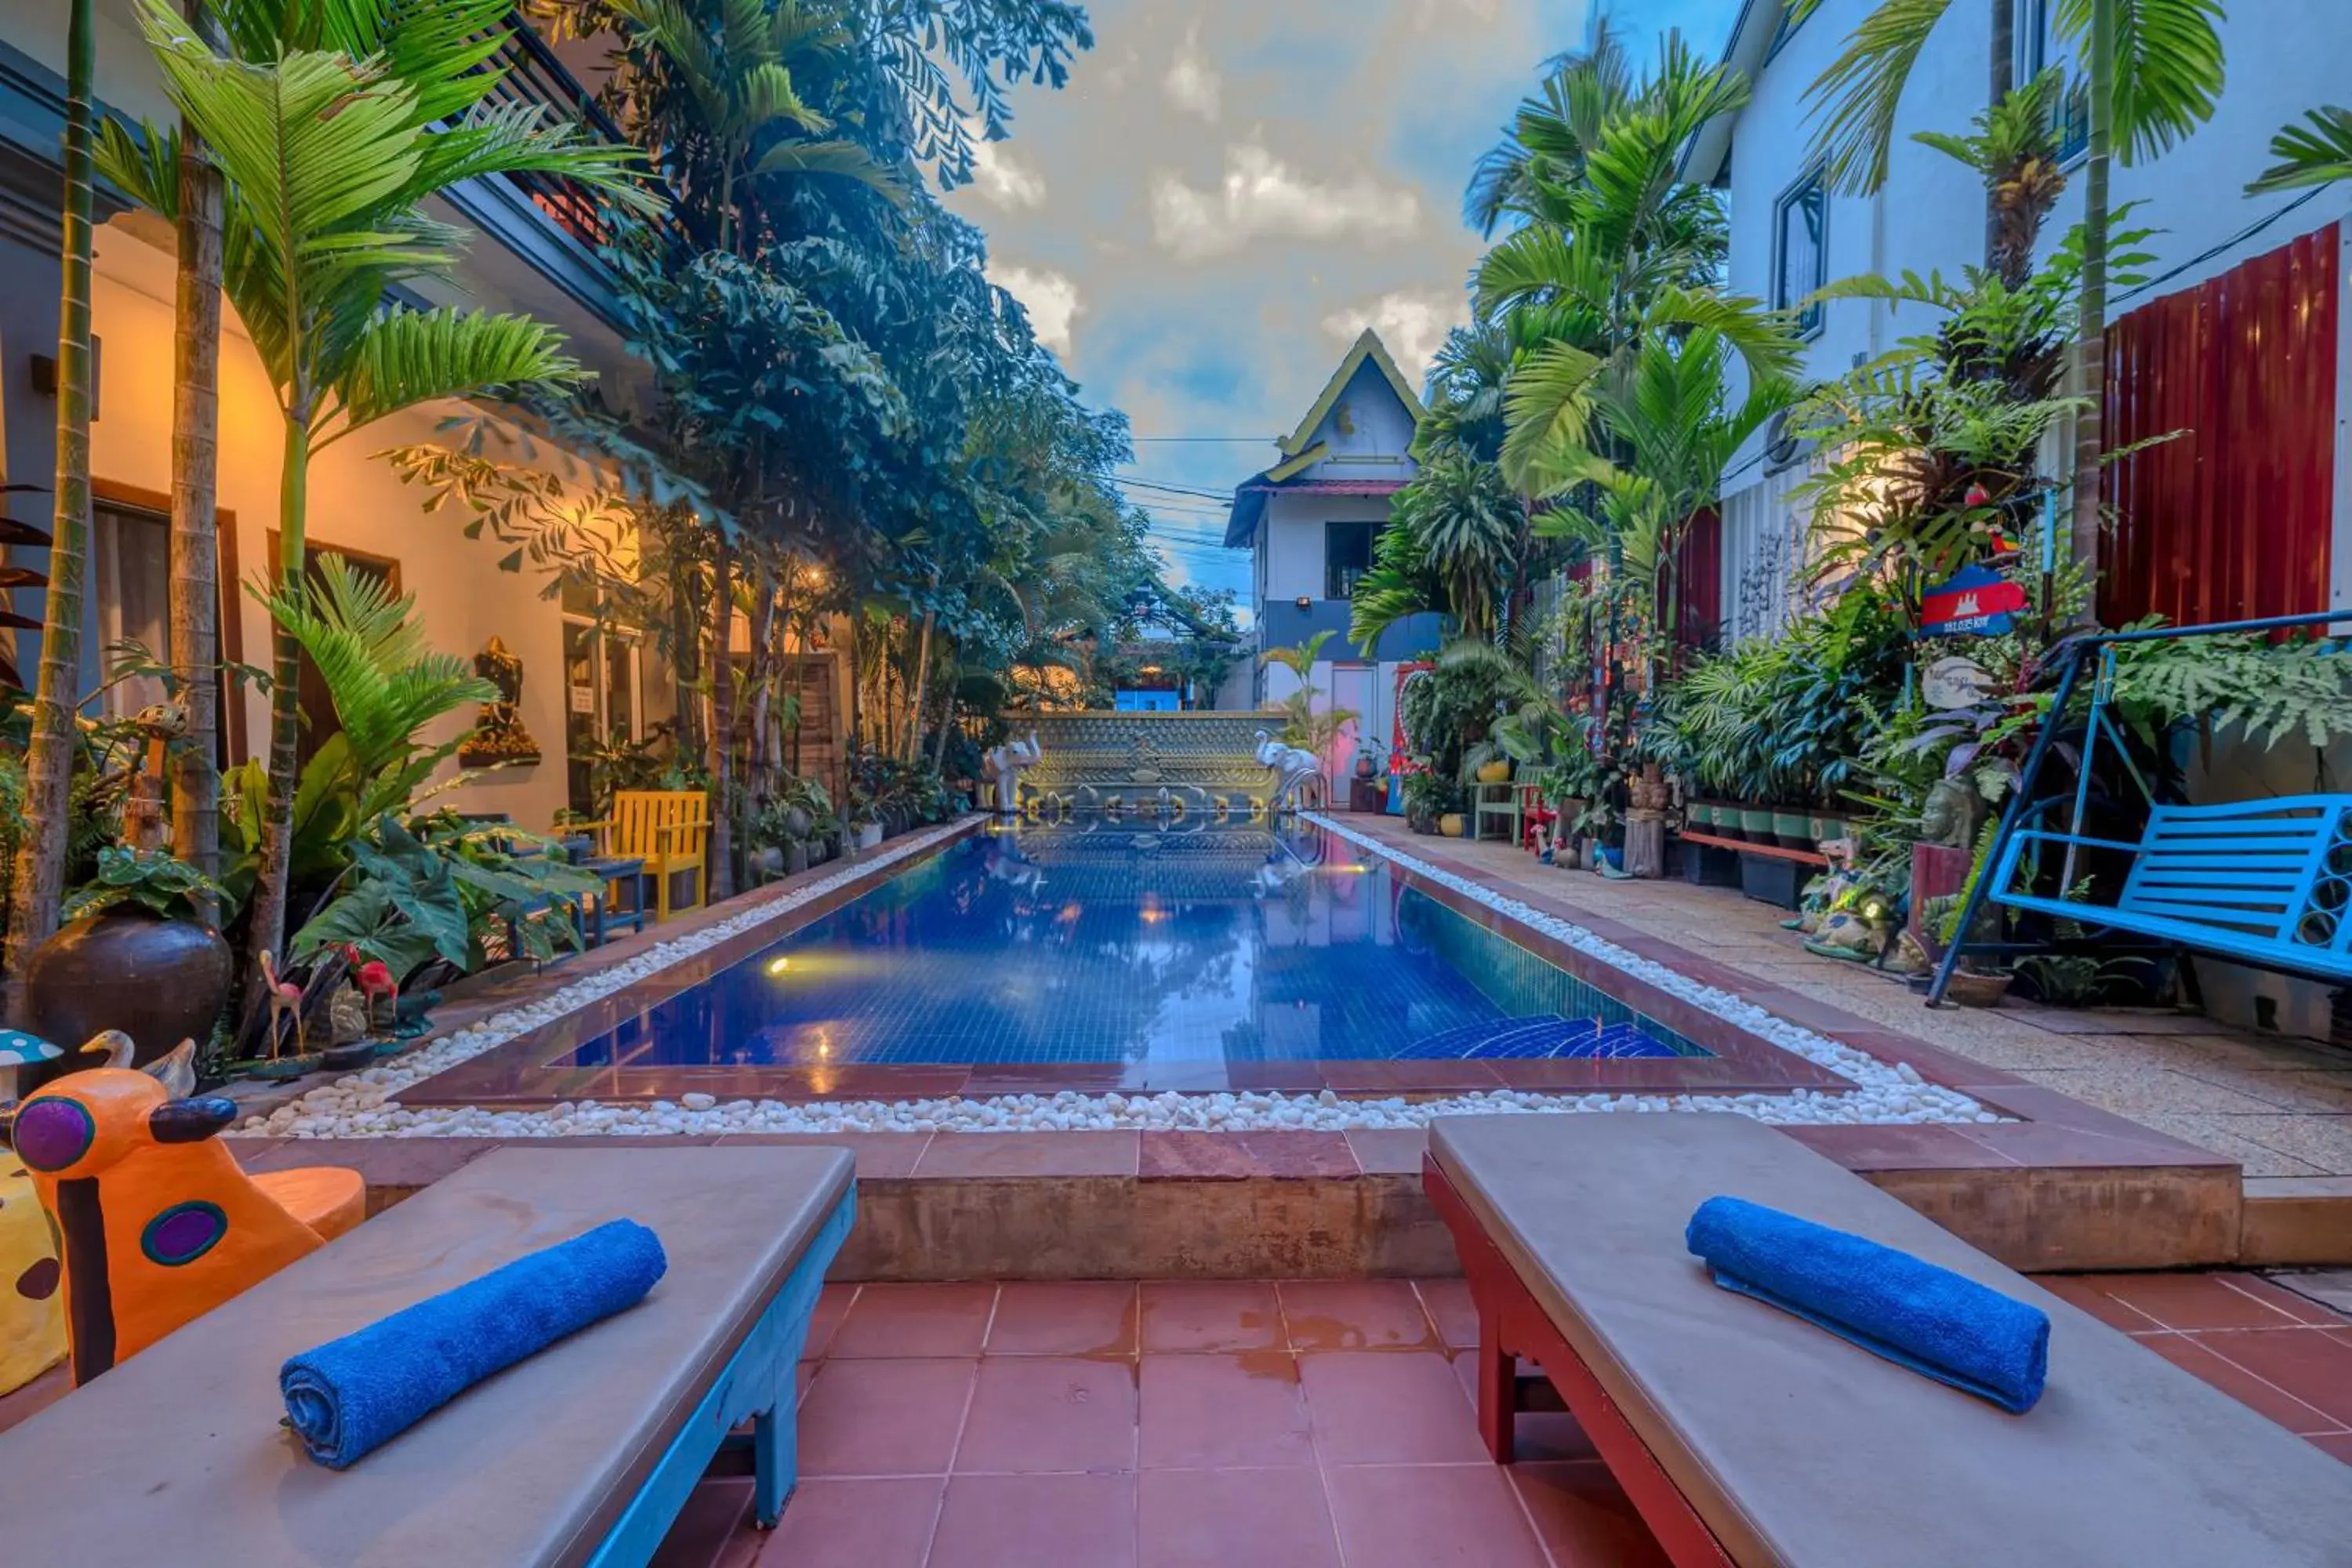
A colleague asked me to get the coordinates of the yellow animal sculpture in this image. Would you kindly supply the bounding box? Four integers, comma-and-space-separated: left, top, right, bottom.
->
0, 1035, 365, 1385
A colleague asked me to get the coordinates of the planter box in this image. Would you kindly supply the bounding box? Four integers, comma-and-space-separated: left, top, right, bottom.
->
1738, 851, 1806, 910
1681, 837, 1742, 888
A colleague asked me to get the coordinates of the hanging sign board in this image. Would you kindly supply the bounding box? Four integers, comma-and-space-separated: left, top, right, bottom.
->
1922, 655, 1993, 710
1918, 564, 2027, 637
570, 685, 597, 714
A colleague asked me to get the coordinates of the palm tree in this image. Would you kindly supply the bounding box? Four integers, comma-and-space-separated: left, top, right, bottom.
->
170, 0, 223, 913
98, 0, 655, 993
2, 0, 96, 1004
1464, 20, 1635, 236
1803, 0, 2227, 593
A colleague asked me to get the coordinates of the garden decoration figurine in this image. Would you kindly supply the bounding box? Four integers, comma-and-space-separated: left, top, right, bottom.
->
458, 635, 542, 767
259, 949, 305, 1061
343, 945, 399, 1033
0, 1027, 64, 1103
982, 731, 1044, 815
1253, 730, 1322, 813
0, 1045, 363, 1385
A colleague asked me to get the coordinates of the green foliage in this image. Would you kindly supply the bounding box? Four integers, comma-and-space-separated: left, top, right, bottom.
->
2250, 105, 2352, 194
1803, 0, 2227, 195
292, 813, 601, 980
62, 846, 228, 924
2106, 631, 2352, 752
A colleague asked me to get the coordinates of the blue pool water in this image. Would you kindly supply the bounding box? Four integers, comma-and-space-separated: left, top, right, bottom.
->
561, 824, 1710, 1069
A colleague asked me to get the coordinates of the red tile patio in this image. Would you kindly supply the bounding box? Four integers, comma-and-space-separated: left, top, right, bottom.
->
7, 1271, 2351, 1563
626, 1273, 2352, 1567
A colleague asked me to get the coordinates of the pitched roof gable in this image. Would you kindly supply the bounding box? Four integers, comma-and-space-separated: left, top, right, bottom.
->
1278, 328, 1425, 457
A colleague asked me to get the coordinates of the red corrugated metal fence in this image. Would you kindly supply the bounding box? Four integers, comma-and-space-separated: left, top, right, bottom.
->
2100, 223, 2338, 627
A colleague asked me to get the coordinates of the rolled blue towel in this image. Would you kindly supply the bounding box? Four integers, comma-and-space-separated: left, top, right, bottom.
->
1685, 1196, 2049, 1414
281, 1218, 668, 1468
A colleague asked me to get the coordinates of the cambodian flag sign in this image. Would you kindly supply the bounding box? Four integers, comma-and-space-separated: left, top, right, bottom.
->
1918, 564, 2028, 637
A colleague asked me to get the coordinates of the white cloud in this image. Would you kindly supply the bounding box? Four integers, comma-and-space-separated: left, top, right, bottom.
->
969, 134, 1047, 210
1149, 144, 1421, 260
993, 263, 1084, 356
1321, 288, 1469, 381
1163, 26, 1222, 122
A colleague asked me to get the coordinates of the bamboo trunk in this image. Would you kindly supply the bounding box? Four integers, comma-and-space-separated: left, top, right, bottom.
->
169, 88, 223, 913
3, 0, 96, 1011
707, 533, 735, 902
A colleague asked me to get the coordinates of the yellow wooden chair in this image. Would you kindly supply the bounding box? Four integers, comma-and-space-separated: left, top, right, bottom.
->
585, 789, 710, 921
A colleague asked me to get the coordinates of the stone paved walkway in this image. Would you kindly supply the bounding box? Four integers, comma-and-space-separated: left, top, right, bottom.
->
1348, 816, 2352, 1179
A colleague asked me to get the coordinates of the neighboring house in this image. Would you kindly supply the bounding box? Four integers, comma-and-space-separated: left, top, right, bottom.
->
1687, 0, 2352, 1039
0, 9, 851, 827
1223, 329, 1446, 794
1688, 0, 2352, 644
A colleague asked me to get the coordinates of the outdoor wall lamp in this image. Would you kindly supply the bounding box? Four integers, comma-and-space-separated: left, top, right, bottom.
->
1294, 595, 1312, 611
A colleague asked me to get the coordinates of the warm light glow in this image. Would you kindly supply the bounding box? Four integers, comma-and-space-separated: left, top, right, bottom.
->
1139, 663, 1163, 675
1057, 902, 1083, 923
766, 956, 791, 976
1138, 894, 1167, 924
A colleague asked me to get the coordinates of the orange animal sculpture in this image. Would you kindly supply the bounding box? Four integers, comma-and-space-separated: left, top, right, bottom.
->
0, 1040, 363, 1384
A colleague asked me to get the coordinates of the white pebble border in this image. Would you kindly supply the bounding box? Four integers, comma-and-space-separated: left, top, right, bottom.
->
239, 813, 2000, 1142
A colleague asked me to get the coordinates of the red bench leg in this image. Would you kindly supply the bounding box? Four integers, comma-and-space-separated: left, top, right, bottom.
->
1426, 1156, 1738, 1568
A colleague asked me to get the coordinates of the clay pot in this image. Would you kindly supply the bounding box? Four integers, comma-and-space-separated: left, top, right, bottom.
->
1439, 812, 1467, 837
1475, 760, 1512, 785
1944, 968, 2013, 1009
26, 912, 234, 1069
1353, 755, 1377, 780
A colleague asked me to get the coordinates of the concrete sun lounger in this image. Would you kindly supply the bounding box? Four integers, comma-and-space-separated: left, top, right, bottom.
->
1424, 1112, 2352, 1568
0, 1145, 853, 1568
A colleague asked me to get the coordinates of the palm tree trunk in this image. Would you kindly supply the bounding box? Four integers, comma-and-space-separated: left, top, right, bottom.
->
3, 0, 96, 1010
2069, 0, 2114, 606
1986, 0, 2016, 269
745, 563, 775, 807
707, 532, 735, 901
169, 85, 223, 913
245, 408, 308, 994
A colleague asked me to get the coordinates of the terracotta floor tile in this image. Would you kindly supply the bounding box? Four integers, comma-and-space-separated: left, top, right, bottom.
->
1139, 1353, 1316, 1468
2220, 1273, 2352, 1327
826, 1282, 996, 1359
1139, 1281, 1283, 1353
956, 1356, 1139, 1474
1137, 1468, 1342, 1568
797, 1359, 976, 1477
801, 1285, 858, 1362
1510, 1462, 1671, 1567
2035, 1276, 2161, 1332
2089, 1273, 2311, 1331
987, 1282, 1139, 1357
1414, 1279, 1480, 1351
1278, 1280, 1439, 1352
2138, 1334, 2346, 1436
927, 1472, 1138, 1568
1300, 1351, 1490, 1465
915, 1131, 1140, 1178
754, 1477, 943, 1568
651, 1476, 754, 1568
1323, 1462, 1551, 1568
2193, 1329, 2352, 1428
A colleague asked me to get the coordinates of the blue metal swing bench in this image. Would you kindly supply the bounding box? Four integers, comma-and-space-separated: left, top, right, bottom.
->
1929, 611, 2352, 1006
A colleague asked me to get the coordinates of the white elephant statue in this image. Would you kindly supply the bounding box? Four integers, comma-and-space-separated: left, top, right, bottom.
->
1254, 730, 1324, 814
982, 730, 1043, 815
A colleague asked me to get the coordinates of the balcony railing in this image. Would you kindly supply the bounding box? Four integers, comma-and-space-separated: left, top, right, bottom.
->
478, 12, 637, 250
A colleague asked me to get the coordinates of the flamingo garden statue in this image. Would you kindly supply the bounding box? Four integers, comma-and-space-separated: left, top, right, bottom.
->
258, 950, 304, 1061
343, 946, 400, 1034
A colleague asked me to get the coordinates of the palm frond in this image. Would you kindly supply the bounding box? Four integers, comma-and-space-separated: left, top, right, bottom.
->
2249, 105, 2352, 194
325, 307, 583, 441
1803, 0, 1953, 195
2057, 0, 2226, 165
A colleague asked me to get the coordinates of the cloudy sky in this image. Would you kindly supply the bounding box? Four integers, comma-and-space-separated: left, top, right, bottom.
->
943, 0, 1740, 615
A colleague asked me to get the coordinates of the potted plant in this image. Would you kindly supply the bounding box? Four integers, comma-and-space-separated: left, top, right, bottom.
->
1399, 770, 1457, 835
27, 846, 234, 1070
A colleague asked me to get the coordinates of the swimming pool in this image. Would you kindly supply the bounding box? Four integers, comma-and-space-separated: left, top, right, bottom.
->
559, 823, 1709, 1071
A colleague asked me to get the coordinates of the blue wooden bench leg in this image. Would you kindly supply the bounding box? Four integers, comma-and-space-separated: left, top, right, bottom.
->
753, 1403, 791, 1528
586, 1185, 854, 1566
